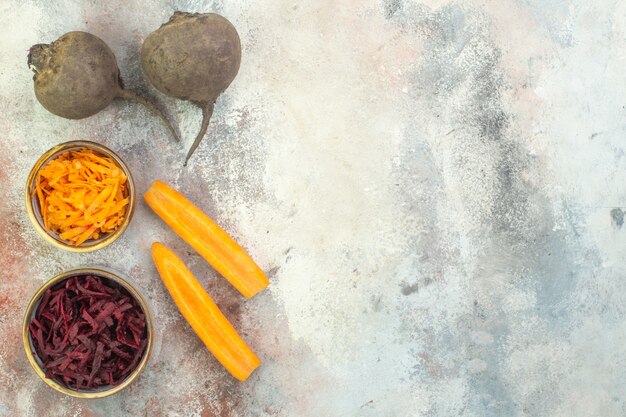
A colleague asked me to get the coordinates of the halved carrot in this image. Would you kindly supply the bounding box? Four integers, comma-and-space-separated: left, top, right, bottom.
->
151, 242, 260, 381
144, 180, 269, 298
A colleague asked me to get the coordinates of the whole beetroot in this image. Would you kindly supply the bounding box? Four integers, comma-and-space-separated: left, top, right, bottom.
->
28, 31, 179, 142
141, 12, 241, 165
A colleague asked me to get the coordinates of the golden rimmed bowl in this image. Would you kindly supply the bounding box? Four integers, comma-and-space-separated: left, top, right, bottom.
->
22, 267, 154, 398
25, 140, 136, 252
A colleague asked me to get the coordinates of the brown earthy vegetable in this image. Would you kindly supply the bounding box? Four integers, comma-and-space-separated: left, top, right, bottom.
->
141, 12, 241, 165
28, 31, 179, 142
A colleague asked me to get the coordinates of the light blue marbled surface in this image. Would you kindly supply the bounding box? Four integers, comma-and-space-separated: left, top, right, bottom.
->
0, 0, 625, 416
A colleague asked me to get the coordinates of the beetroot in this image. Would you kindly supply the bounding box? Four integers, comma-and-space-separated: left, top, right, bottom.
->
28, 31, 180, 142
28, 274, 148, 390
141, 12, 241, 165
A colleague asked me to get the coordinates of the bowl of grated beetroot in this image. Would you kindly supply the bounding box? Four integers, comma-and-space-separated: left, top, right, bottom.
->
23, 268, 153, 398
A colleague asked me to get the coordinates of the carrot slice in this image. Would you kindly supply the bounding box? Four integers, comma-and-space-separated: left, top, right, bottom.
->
151, 242, 260, 381
144, 180, 269, 298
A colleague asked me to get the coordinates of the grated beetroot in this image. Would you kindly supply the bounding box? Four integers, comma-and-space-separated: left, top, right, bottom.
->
29, 274, 148, 390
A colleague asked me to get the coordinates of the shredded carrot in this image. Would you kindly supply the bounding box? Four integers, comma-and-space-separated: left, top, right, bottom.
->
34, 149, 129, 246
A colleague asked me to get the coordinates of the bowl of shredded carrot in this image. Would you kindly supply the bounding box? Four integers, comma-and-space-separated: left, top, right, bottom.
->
25, 141, 136, 252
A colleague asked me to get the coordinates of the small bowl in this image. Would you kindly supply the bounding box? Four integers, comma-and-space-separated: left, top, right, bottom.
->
22, 267, 154, 398
25, 140, 136, 252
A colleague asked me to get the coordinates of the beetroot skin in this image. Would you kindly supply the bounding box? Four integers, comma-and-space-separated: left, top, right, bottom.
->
141, 12, 242, 164
29, 274, 148, 390
28, 31, 179, 142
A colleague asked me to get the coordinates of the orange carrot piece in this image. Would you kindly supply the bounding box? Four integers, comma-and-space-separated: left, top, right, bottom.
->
144, 180, 269, 298
74, 226, 97, 245
151, 242, 261, 381
59, 226, 87, 240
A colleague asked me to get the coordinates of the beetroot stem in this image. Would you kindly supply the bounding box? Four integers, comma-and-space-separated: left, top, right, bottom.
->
117, 89, 180, 143
184, 101, 214, 166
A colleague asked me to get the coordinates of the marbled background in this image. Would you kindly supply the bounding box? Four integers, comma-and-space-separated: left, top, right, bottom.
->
0, 0, 625, 416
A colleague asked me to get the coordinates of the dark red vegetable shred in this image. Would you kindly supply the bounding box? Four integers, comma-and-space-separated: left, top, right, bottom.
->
29, 274, 148, 391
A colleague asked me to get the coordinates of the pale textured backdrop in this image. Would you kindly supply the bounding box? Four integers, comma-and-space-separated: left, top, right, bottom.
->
0, 0, 625, 416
